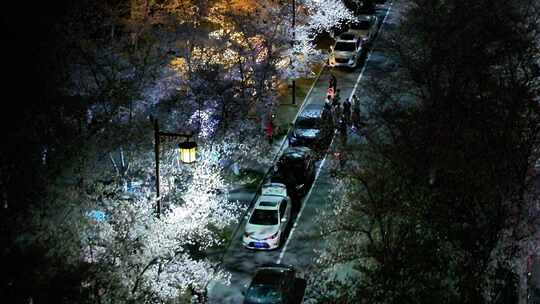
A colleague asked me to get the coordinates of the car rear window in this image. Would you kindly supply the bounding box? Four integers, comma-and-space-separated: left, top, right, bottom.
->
249, 209, 279, 225
295, 116, 320, 128
339, 33, 355, 40
334, 41, 356, 52
245, 285, 282, 303
350, 20, 371, 30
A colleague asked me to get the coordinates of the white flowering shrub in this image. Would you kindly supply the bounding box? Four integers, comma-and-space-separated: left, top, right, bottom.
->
280, 0, 356, 79
79, 142, 244, 303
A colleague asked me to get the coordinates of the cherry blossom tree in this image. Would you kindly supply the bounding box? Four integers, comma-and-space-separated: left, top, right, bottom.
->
79, 142, 249, 303
280, 0, 356, 79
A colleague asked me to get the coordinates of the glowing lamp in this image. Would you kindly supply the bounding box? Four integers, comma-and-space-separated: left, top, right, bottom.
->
178, 140, 197, 163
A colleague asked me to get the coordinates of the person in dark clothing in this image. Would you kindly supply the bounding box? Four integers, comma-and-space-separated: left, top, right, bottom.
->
333, 89, 341, 106
338, 113, 348, 146
325, 94, 333, 108
342, 98, 351, 125
322, 106, 333, 134
351, 94, 362, 128
332, 100, 342, 127
266, 115, 275, 145
329, 73, 337, 91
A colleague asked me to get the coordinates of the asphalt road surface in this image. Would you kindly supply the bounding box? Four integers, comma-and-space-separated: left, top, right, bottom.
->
208, 2, 399, 302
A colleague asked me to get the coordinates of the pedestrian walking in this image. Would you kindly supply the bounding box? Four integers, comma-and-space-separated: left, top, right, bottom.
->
265, 114, 275, 145
332, 101, 342, 127
342, 98, 351, 125
351, 94, 361, 128
329, 73, 337, 91
333, 89, 341, 105
325, 94, 333, 108
338, 113, 348, 146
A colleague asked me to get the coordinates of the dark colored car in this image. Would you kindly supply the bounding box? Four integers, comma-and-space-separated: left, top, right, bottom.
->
288, 104, 333, 150
243, 264, 297, 304
344, 0, 376, 15
270, 146, 316, 198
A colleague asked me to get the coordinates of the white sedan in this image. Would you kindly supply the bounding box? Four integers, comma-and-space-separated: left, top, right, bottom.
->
243, 183, 292, 250
329, 38, 365, 68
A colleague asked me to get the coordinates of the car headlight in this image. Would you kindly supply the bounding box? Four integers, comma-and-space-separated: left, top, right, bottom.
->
265, 231, 279, 240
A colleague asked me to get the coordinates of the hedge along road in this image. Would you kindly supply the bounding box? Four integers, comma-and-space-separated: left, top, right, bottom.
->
208, 2, 396, 303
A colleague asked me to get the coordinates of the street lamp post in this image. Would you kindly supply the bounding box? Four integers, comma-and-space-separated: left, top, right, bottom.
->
153, 118, 197, 218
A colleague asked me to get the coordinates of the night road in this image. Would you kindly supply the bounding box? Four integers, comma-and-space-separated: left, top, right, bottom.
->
208, 2, 399, 302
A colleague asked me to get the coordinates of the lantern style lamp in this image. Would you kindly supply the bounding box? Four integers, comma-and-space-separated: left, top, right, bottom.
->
178, 140, 197, 163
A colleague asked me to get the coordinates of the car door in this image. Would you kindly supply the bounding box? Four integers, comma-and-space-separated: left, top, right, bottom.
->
306, 155, 315, 182
279, 199, 289, 232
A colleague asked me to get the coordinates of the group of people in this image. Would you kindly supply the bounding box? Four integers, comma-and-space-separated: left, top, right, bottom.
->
323, 73, 363, 146
265, 73, 365, 146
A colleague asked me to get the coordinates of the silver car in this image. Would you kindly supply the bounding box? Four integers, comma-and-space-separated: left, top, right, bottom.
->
329, 38, 365, 68
242, 183, 292, 250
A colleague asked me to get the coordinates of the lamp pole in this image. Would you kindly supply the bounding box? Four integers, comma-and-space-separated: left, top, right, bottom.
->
152, 118, 193, 218
291, 0, 296, 105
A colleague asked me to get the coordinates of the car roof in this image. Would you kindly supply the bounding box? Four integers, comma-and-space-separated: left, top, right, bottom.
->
356, 14, 375, 22
252, 264, 294, 285
255, 200, 280, 210
337, 32, 358, 40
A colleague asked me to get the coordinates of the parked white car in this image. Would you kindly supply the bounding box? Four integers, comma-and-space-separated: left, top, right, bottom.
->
243, 183, 292, 250
329, 38, 366, 68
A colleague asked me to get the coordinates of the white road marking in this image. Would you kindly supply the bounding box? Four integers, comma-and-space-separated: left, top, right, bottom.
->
276, 2, 394, 265
277, 137, 334, 264
349, 1, 394, 101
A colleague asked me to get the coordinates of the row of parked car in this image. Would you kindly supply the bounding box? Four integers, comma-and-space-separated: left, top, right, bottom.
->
240, 3, 386, 303
329, 13, 380, 68
243, 103, 335, 252
240, 109, 330, 303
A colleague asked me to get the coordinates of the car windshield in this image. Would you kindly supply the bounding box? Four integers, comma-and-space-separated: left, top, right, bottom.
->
249, 209, 279, 225
339, 33, 355, 40
295, 116, 320, 129
350, 20, 371, 30
334, 41, 356, 52
245, 285, 283, 304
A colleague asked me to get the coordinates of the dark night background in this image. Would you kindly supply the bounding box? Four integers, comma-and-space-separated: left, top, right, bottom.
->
1, 1, 72, 302
1, 1, 68, 128
0, 1, 538, 303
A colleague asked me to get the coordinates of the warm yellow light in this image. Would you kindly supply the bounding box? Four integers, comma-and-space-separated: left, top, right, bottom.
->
178, 141, 197, 163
